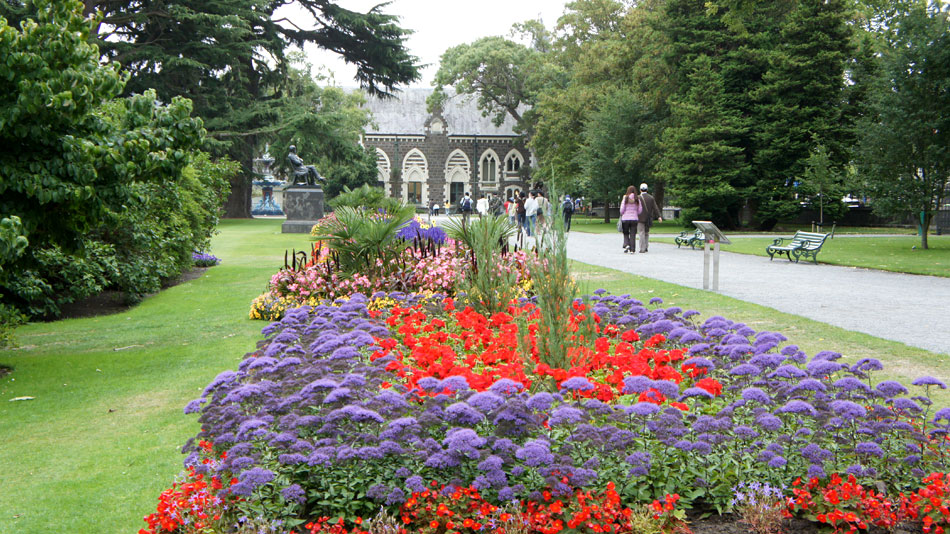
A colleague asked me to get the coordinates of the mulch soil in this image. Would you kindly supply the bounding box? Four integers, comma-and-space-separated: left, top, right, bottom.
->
56, 267, 208, 320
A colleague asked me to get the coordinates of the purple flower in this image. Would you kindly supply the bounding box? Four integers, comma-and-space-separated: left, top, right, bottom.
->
777, 400, 817, 417
891, 397, 922, 412
767, 456, 787, 468
515, 440, 554, 467
807, 359, 845, 377
622, 376, 653, 394
441, 376, 470, 392
755, 414, 783, 431
934, 408, 950, 423
855, 442, 884, 457
807, 464, 826, 479
417, 377, 442, 392
683, 357, 715, 371
833, 377, 871, 393
680, 387, 714, 400
651, 380, 680, 398
730, 364, 762, 376
328, 405, 385, 424
875, 381, 909, 398
324, 387, 353, 403
550, 406, 584, 426
238, 467, 274, 490
912, 376, 947, 389
741, 387, 772, 405
830, 400, 866, 420
281, 484, 306, 503
467, 391, 505, 413
561, 376, 595, 392
794, 379, 827, 392
527, 392, 554, 411
770, 365, 808, 379
489, 379, 523, 396
629, 402, 661, 417
445, 402, 485, 425
405, 476, 425, 492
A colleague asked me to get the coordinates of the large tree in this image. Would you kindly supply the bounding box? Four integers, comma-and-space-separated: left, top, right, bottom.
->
859, 1, 949, 249
76, 0, 421, 217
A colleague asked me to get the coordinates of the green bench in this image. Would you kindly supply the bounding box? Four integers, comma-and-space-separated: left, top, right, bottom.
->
766, 231, 830, 264
674, 229, 705, 249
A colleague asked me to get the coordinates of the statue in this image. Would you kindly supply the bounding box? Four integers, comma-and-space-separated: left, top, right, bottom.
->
287, 145, 326, 186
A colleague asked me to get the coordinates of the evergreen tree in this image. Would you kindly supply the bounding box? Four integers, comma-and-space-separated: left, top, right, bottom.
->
751, 0, 853, 229
659, 55, 750, 228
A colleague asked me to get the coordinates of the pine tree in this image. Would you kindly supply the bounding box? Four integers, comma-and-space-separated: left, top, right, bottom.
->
659, 55, 750, 228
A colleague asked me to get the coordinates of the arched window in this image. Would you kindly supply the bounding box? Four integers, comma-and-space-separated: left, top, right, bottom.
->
375, 148, 391, 184
479, 149, 500, 184
402, 148, 428, 205
445, 149, 471, 206
504, 150, 524, 177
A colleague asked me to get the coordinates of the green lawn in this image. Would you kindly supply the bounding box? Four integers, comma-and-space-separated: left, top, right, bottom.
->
1, 218, 946, 533
570, 216, 917, 236
652, 235, 950, 277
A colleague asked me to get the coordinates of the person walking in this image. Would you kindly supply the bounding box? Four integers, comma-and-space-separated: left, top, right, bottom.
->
562, 194, 574, 232
460, 192, 474, 225
516, 192, 528, 235
637, 183, 662, 253
488, 193, 503, 217
619, 185, 642, 253
525, 191, 539, 237
507, 195, 518, 225
535, 191, 550, 229
476, 194, 489, 219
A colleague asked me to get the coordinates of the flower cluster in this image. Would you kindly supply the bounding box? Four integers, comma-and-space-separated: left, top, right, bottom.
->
395, 216, 447, 244
139, 440, 236, 534
192, 252, 220, 267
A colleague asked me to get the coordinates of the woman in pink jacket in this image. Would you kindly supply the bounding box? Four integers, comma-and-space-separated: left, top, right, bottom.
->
620, 185, 642, 253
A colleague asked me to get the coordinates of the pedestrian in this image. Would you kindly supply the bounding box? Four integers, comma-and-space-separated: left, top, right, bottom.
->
489, 193, 503, 217
516, 192, 527, 234
562, 194, 574, 232
619, 185, 642, 253
637, 183, 662, 253
433, 202, 440, 216
536, 191, 550, 229
476, 194, 489, 219
525, 191, 539, 237
508, 195, 518, 225
459, 192, 474, 225
428, 201, 434, 217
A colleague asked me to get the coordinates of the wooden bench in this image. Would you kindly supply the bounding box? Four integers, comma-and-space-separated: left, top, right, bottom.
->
674, 229, 705, 249
766, 231, 829, 264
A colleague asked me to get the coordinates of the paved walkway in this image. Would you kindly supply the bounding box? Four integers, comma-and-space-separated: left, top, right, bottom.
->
561, 231, 950, 355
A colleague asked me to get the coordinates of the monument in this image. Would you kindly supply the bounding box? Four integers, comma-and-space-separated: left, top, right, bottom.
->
251, 150, 285, 216
282, 145, 328, 234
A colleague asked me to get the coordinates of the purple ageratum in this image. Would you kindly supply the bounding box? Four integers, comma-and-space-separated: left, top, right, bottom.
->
682, 357, 715, 371
741, 387, 772, 405
622, 376, 653, 394
561, 376, 595, 392
467, 391, 506, 413
912, 376, 948, 389
755, 414, 783, 431
833, 377, 871, 394
777, 400, 818, 417
629, 402, 661, 417
729, 363, 762, 376
417, 376, 442, 392
933, 408, 950, 423
651, 380, 680, 398
807, 359, 845, 377
515, 440, 554, 467
876, 381, 909, 398
441, 376, 470, 392
830, 400, 867, 420
855, 442, 885, 457
550, 406, 585, 426
445, 402, 486, 425
770, 365, 808, 379
489, 378, 524, 396
327, 405, 385, 424
526, 392, 554, 411
680, 387, 714, 401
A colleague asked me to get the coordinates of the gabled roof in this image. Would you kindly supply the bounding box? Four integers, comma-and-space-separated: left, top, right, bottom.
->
362, 87, 522, 137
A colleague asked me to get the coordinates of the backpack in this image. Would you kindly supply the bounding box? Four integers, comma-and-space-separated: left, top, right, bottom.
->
562, 200, 574, 213
460, 197, 473, 212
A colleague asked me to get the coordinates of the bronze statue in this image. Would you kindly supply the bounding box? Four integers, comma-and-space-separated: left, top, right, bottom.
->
287, 145, 325, 186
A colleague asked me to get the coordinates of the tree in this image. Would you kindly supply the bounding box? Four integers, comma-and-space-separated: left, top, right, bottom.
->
430, 36, 549, 138
580, 88, 663, 222
799, 141, 848, 226
859, 1, 949, 249
659, 55, 750, 228
269, 57, 378, 199
75, 0, 421, 217
751, 0, 853, 228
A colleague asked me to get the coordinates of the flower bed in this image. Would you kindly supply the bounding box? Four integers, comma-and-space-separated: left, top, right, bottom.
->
144, 289, 950, 533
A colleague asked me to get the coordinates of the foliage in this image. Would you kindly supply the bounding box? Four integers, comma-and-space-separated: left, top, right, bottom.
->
312, 205, 417, 278
441, 215, 524, 315
0, 216, 28, 269
75, 0, 420, 217
328, 184, 407, 214
798, 142, 848, 225
858, 1, 950, 249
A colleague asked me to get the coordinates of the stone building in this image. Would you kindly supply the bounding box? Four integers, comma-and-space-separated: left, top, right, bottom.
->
362, 88, 532, 210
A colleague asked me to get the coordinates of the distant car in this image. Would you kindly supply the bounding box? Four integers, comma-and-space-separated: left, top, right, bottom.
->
842, 195, 864, 207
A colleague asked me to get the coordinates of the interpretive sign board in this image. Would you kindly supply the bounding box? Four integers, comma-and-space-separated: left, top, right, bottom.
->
692, 221, 730, 291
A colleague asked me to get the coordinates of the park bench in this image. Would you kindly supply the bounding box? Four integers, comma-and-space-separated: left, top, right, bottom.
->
766, 231, 830, 264
674, 229, 705, 249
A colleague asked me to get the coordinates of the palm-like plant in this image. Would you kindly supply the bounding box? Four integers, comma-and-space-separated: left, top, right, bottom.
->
312, 204, 417, 279
443, 214, 521, 314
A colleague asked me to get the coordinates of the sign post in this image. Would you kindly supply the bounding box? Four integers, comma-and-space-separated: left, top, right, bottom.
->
692, 221, 731, 291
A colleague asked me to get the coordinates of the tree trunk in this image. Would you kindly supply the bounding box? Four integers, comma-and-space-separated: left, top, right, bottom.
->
655, 180, 665, 218
603, 198, 610, 223
921, 212, 932, 250
224, 170, 252, 218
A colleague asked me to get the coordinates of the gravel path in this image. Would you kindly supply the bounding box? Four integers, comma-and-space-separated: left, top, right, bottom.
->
563, 231, 950, 355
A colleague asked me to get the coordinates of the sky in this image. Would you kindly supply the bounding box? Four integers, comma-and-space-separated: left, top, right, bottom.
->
287, 0, 572, 89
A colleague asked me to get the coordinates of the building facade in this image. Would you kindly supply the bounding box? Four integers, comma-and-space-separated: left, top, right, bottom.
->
362, 88, 531, 209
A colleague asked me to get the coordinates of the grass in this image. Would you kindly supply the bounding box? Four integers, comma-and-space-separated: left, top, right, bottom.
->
652, 235, 950, 277
0, 219, 305, 534
1, 218, 946, 533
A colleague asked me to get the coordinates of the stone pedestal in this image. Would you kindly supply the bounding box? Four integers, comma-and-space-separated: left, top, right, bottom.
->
281, 185, 325, 233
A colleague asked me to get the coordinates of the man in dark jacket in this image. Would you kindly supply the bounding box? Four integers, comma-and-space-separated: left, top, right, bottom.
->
637, 183, 662, 252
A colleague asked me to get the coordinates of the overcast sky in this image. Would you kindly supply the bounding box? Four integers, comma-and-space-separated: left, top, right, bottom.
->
288, 0, 571, 89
